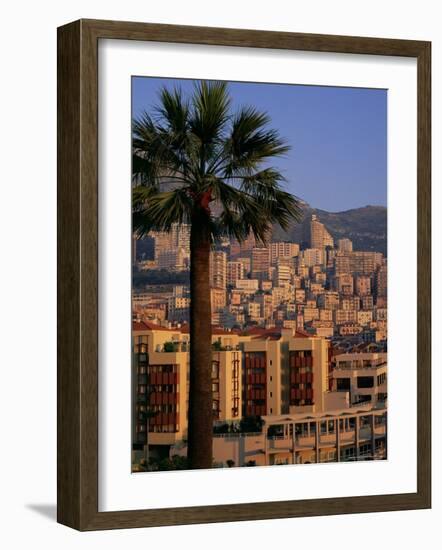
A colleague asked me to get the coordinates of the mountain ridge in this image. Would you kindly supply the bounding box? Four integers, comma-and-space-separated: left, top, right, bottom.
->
272, 203, 387, 256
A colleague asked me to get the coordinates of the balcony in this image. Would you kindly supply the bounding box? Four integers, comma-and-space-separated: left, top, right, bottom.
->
294, 435, 315, 449
148, 372, 178, 385
267, 436, 292, 451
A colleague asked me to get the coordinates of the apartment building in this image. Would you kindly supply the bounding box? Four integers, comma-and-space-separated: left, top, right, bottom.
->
210, 250, 227, 289
157, 246, 189, 270
227, 261, 244, 287
355, 275, 372, 296
240, 327, 330, 418
211, 288, 227, 317
202, 405, 387, 467
357, 310, 373, 326
334, 309, 358, 325
337, 238, 353, 253
270, 241, 300, 265
251, 247, 270, 279
302, 247, 324, 267
333, 273, 354, 295
376, 262, 388, 298
317, 291, 340, 310
261, 406, 387, 466
310, 214, 334, 249
132, 321, 243, 454
167, 296, 190, 323
329, 352, 387, 407
274, 261, 291, 287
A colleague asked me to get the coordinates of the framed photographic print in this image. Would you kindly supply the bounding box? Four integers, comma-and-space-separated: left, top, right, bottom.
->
57, 19, 431, 530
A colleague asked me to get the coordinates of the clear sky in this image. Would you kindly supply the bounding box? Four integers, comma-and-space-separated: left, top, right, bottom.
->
132, 77, 387, 212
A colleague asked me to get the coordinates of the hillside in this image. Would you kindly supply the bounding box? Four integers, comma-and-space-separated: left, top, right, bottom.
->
272, 204, 387, 256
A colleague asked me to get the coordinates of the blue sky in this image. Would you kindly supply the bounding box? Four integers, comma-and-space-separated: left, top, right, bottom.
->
132, 77, 387, 212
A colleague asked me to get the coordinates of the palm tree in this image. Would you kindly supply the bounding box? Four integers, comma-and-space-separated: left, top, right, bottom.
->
132, 81, 302, 469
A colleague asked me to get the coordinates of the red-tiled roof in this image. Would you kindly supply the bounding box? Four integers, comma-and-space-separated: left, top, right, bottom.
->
132, 320, 149, 331
241, 327, 281, 340
132, 320, 177, 332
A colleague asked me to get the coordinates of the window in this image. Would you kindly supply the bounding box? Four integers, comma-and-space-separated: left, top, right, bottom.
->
336, 378, 350, 391
357, 376, 374, 388
343, 447, 355, 459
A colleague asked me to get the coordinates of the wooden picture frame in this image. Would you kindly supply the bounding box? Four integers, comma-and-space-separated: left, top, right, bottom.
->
57, 18, 431, 531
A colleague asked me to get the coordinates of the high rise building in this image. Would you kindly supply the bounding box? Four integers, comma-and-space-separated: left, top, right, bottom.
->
157, 247, 189, 270
338, 238, 353, 253
376, 262, 388, 299
334, 252, 351, 275
270, 242, 300, 265
210, 250, 227, 289
227, 261, 244, 287
355, 275, 371, 296
349, 251, 383, 275
333, 273, 354, 295
211, 288, 227, 319
152, 223, 191, 260
174, 223, 191, 252
274, 259, 292, 287
302, 248, 324, 267
310, 214, 334, 249
251, 247, 270, 279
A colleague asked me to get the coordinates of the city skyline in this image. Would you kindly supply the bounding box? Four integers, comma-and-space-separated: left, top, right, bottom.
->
131, 79, 388, 472
132, 77, 387, 212
132, 212, 388, 471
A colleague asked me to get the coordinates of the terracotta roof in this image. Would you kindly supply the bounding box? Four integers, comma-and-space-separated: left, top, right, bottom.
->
132, 320, 149, 331
242, 327, 280, 338
132, 320, 177, 332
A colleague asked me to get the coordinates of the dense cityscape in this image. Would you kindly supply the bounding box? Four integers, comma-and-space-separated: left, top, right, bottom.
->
131, 213, 388, 471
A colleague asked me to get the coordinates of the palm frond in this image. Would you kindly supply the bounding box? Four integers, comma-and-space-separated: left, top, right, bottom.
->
155, 87, 189, 135
132, 80, 301, 244
220, 106, 290, 176
133, 188, 193, 237
189, 81, 231, 148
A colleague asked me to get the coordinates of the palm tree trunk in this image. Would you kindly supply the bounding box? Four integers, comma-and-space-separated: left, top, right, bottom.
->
187, 215, 213, 469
